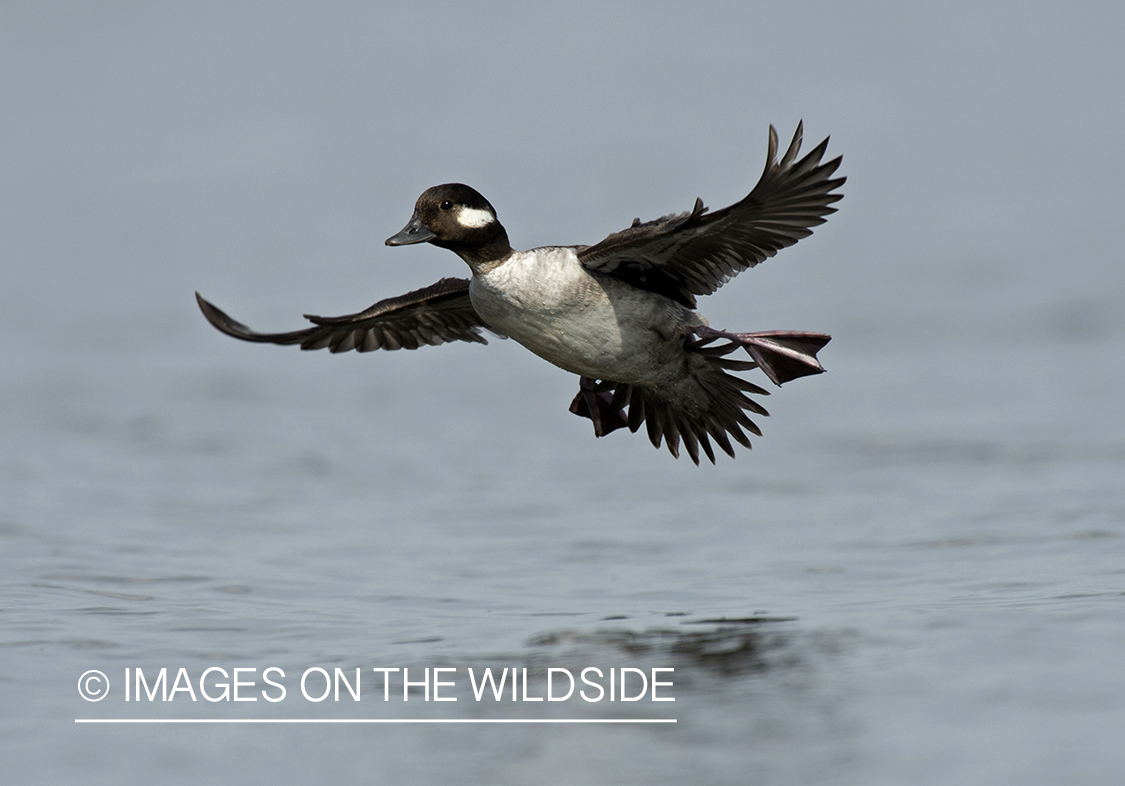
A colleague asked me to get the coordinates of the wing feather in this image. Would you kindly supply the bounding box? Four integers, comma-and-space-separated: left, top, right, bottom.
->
195, 277, 496, 353
577, 122, 844, 307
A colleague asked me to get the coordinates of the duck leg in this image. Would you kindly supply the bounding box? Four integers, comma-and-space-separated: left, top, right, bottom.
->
568, 377, 629, 436
694, 325, 831, 386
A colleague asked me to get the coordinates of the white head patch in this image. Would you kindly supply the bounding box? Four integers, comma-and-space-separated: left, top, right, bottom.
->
457, 206, 495, 229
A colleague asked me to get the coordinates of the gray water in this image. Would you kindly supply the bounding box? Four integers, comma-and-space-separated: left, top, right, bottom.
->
4, 3, 1125, 784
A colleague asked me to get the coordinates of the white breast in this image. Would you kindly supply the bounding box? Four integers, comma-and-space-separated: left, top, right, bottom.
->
469, 247, 695, 383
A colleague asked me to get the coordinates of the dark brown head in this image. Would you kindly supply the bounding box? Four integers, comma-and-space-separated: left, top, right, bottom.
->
385, 183, 512, 266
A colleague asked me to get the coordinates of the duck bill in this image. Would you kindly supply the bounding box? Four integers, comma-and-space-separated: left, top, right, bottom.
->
385, 214, 436, 246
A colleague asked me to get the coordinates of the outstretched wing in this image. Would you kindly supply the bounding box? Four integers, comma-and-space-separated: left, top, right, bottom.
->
196, 277, 497, 353
577, 122, 844, 308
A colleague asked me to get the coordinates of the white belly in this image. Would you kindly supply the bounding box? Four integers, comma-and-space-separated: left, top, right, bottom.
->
469, 247, 695, 383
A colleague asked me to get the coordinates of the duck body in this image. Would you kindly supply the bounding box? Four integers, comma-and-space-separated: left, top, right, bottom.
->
468, 246, 699, 385
196, 122, 844, 463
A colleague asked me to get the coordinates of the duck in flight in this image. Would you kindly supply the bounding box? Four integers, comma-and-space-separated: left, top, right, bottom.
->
196, 122, 844, 464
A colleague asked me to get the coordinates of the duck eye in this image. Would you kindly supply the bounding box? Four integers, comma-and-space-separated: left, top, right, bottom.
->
440, 200, 454, 211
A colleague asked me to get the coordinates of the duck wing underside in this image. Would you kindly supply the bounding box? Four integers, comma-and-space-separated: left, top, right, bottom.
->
576, 122, 844, 308
196, 277, 497, 353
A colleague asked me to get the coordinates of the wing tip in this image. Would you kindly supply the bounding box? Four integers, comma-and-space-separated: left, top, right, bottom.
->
195, 291, 240, 335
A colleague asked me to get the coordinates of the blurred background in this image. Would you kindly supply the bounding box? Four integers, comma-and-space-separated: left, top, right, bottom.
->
2, 2, 1123, 784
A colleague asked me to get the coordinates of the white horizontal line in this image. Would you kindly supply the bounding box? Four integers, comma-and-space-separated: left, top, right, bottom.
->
75, 718, 676, 724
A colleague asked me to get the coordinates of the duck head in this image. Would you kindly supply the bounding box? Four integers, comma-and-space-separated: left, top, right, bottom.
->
386, 183, 512, 267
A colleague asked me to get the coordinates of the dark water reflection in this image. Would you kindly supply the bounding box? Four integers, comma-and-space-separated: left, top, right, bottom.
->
529, 618, 802, 677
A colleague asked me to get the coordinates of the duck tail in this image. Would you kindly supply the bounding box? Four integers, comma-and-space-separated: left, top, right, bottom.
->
566, 364, 766, 466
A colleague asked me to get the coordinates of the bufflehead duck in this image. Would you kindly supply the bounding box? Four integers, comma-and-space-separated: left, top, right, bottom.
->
197, 122, 844, 464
